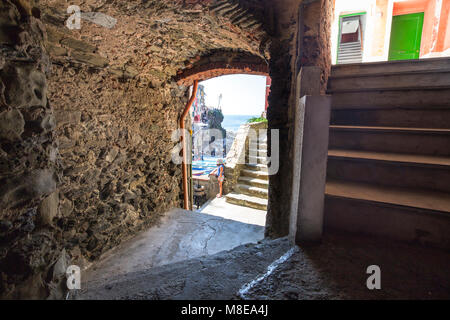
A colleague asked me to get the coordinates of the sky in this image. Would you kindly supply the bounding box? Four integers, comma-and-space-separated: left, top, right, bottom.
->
200, 74, 267, 116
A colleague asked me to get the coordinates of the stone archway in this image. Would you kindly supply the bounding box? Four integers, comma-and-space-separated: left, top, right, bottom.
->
0, 0, 334, 299
176, 50, 269, 86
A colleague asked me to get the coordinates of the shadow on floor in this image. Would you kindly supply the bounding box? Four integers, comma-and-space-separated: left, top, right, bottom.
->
77, 238, 292, 300
244, 231, 450, 299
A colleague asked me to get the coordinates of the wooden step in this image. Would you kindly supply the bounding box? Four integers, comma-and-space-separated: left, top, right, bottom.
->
225, 192, 267, 211
329, 126, 450, 156
326, 58, 450, 249
328, 70, 450, 93
324, 179, 450, 249
238, 176, 269, 189
331, 89, 450, 109
327, 149, 450, 193
235, 184, 268, 199
326, 179, 450, 214
331, 57, 450, 77
331, 108, 450, 129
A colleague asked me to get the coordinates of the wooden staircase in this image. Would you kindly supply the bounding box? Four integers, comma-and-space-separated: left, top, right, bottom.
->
325, 58, 450, 248
225, 134, 269, 211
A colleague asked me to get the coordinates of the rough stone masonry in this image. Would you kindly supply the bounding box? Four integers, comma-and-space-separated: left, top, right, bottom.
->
0, 0, 333, 299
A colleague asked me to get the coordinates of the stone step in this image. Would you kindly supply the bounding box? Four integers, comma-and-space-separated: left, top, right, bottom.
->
331, 89, 450, 109
328, 70, 450, 93
248, 149, 267, 156
248, 143, 268, 150
240, 168, 269, 180
337, 57, 363, 63
329, 126, 450, 156
337, 58, 363, 65
327, 149, 450, 193
338, 51, 362, 58
210, 1, 237, 12
339, 44, 361, 55
331, 57, 450, 78
238, 176, 269, 189
245, 163, 268, 172
235, 184, 268, 199
331, 107, 450, 129
248, 155, 268, 165
214, 2, 240, 16
324, 179, 450, 248
339, 42, 361, 48
225, 192, 268, 211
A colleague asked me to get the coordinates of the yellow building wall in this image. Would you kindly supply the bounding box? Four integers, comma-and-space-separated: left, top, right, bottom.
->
371, 0, 390, 58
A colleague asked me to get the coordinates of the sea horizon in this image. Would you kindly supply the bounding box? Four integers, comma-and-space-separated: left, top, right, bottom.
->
222, 114, 260, 132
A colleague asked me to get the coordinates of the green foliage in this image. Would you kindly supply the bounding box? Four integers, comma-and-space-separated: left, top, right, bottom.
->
247, 117, 268, 123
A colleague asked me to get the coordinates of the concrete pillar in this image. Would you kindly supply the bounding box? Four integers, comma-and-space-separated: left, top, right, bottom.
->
289, 92, 331, 244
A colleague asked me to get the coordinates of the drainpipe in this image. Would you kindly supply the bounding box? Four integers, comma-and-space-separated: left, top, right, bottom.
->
180, 80, 199, 210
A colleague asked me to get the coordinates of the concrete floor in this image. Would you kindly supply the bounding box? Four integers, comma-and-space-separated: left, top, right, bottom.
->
76, 201, 449, 300
197, 197, 266, 227
78, 237, 292, 300
78, 232, 450, 300
82, 202, 266, 286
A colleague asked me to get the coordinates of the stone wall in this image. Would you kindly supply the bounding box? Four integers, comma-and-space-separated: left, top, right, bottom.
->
1, 0, 271, 298
0, 0, 65, 299
265, 0, 333, 238
300, 0, 334, 93
1, 0, 334, 298
48, 65, 186, 264
40, 0, 268, 295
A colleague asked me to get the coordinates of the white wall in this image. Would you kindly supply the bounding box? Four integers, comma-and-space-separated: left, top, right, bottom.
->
331, 0, 394, 64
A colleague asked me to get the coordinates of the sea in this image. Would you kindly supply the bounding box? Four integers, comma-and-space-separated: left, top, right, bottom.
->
222, 114, 258, 132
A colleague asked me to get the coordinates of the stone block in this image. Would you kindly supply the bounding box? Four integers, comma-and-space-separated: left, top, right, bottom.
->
46, 42, 67, 57
54, 110, 81, 127
61, 37, 96, 53
0, 108, 25, 141
70, 51, 108, 68
39, 190, 59, 226
289, 95, 331, 244
0, 63, 47, 108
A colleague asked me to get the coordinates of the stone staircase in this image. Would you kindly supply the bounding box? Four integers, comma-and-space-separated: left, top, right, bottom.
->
225, 133, 269, 211
337, 41, 363, 64
325, 57, 450, 248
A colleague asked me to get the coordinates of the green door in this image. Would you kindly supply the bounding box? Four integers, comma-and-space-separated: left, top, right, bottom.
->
388, 13, 424, 61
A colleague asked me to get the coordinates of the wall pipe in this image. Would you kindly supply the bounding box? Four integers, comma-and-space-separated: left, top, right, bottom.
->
180, 80, 199, 210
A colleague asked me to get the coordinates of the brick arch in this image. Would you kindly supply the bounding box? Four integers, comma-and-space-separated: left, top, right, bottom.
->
176, 51, 269, 86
